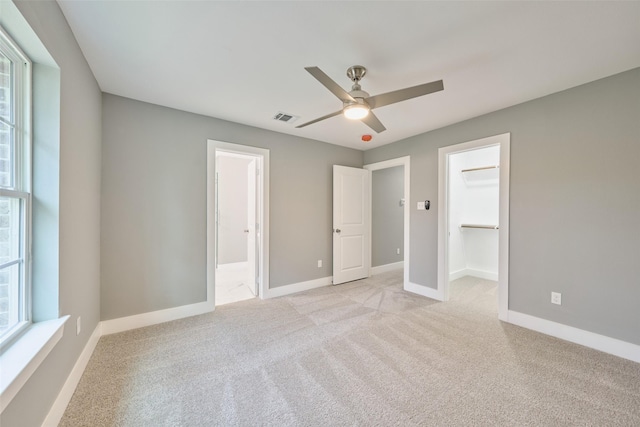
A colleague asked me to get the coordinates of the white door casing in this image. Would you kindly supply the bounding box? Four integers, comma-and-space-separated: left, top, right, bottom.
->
333, 165, 370, 285
246, 158, 258, 296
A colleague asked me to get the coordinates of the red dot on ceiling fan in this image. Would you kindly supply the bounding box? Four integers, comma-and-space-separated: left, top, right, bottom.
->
361, 134, 372, 142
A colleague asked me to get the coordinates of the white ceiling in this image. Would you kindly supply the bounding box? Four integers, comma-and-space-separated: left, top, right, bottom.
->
57, 1, 640, 151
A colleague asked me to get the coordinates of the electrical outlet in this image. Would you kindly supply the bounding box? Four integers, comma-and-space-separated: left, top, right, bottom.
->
396, 248, 400, 255
317, 260, 322, 268
76, 316, 81, 335
551, 292, 562, 305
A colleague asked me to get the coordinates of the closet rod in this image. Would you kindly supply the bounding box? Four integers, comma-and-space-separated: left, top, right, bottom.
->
461, 165, 499, 173
460, 224, 499, 230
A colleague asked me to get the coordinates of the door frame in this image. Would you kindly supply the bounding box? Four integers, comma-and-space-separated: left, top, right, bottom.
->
437, 133, 510, 320
245, 157, 258, 296
207, 140, 270, 303
363, 156, 410, 290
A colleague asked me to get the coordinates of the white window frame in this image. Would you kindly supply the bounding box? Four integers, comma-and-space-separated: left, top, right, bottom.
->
0, 25, 32, 350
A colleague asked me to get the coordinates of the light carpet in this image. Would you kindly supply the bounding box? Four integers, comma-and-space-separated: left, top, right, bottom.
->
60, 272, 640, 426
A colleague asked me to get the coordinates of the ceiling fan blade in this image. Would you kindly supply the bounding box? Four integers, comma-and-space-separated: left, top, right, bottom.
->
295, 109, 343, 129
361, 111, 386, 133
305, 66, 355, 104
366, 80, 444, 109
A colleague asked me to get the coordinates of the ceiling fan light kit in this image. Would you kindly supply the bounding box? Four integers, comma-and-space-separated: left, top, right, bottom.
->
296, 64, 444, 135
343, 102, 370, 120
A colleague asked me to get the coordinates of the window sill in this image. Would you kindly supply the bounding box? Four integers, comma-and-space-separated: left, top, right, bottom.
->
0, 315, 69, 413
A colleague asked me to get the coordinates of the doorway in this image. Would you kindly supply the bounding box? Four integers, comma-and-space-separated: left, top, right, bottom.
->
215, 152, 256, 304
207, 140, 270, 306
438, 134, 510, 320
363, 156, 411, 290
370, 165, 404, 275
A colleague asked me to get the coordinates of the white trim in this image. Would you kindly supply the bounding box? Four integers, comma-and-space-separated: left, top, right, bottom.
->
0, 316, 69, 413
363, 156, 410, 293
42, 323, 102, 426
405, 281, 443, 301
208, 140, 270, 302
371, 261, 404, 276
101, 300, 214, 336
438, 133, 510, 320
497, 138, 510, 320
215, 151, 256, 161
450, 268, 498, 282
448, 269, 467, 282
468, 269, 498, 281
507, 311, 640, 364
263, 276, 332, 299
207, 141, 217, 302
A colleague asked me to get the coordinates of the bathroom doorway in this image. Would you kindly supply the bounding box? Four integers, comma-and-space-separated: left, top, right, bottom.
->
207, 140, 270, 306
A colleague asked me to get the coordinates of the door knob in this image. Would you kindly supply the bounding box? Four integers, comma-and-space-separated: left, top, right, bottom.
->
244, 229, 250, 233
334, 228, 341, 233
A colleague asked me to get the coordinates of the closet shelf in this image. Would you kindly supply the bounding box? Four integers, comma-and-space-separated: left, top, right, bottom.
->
461, 165, 499, 183
460, 224, 499, 230
461, 165, 499, 173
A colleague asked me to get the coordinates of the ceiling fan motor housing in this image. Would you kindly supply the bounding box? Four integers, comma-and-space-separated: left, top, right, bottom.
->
346, 66, 370, 107
346, 89, 370, 105
347, 65, 367, 83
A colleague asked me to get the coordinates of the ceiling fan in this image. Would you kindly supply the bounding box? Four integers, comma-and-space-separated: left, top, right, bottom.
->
296, 65, 444, 133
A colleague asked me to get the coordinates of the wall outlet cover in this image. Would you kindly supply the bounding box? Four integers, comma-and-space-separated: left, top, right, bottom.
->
551, 292, 562, 305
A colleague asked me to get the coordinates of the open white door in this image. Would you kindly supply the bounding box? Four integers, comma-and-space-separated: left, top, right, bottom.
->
246, 159, 258, 296
333, 165, 370, 285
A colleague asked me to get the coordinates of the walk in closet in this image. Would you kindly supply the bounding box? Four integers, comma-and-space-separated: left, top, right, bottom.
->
448, 145, 500, 281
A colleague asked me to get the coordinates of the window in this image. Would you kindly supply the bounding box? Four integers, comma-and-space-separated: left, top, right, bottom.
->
0, 26, 31, 348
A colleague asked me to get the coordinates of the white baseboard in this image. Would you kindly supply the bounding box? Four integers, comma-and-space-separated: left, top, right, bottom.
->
449, 268, 498, 282
466, 268, 498, 281
263, 276, 332, 299
405, 281, 443, 301
507, 310, 640, 364
216, 261, 248, 271
101, 299, 215, 335
448, 269, 467, 281
371, 261, 403, 275
42, 324, 102, 426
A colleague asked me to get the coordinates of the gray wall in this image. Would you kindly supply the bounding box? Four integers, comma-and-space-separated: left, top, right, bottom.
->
371, 166, 404, 267
217, 155, 250, 265
0, 0, 102, 426
364, 68, 640, 346
101, 94, 362, 320
2, 2, 636, 422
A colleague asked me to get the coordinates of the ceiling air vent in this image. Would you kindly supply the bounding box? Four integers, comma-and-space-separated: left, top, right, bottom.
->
272, 112, 299, 124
